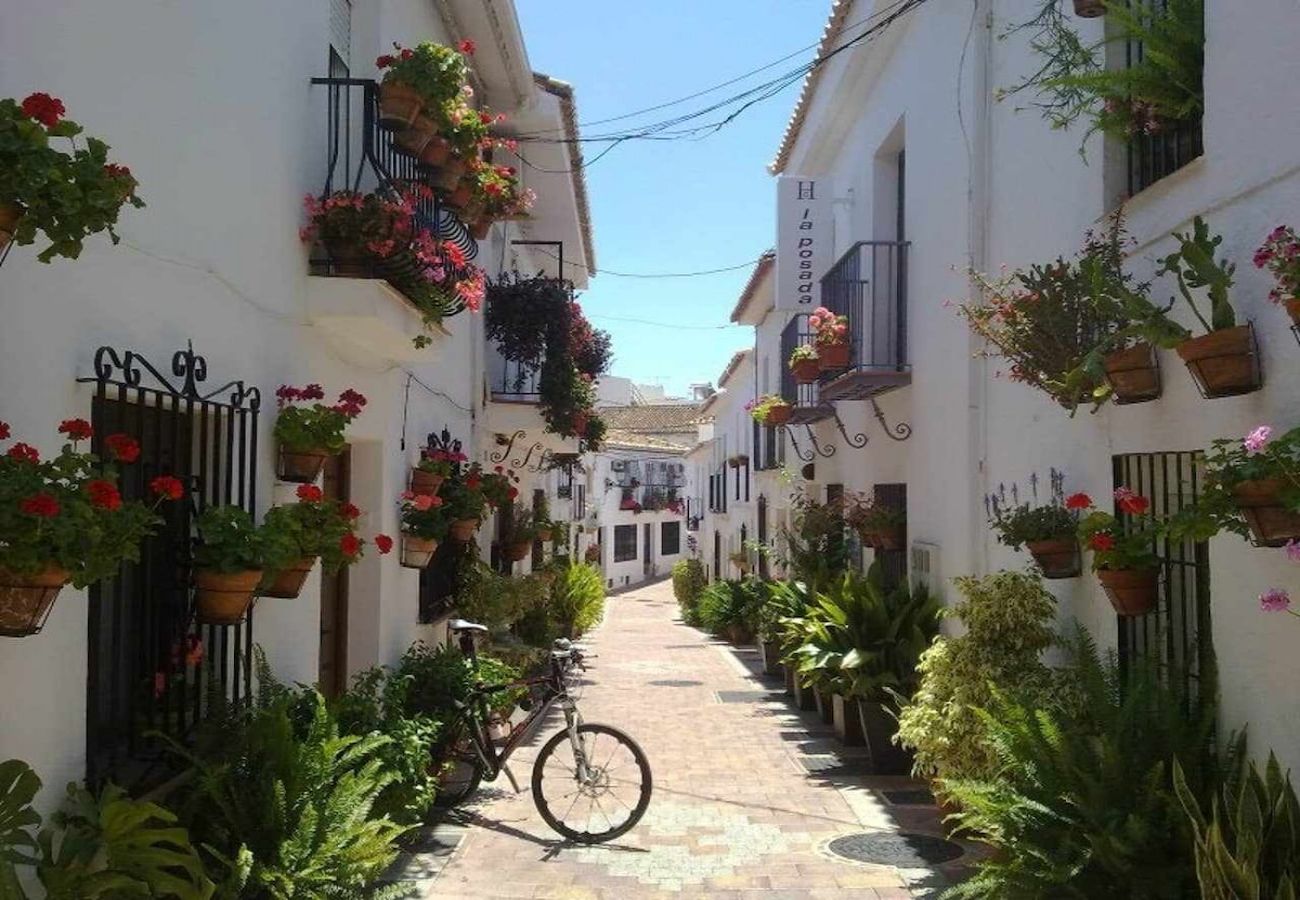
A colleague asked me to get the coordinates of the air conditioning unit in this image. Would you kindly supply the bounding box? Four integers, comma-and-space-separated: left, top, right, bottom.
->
910, 541, 941, 600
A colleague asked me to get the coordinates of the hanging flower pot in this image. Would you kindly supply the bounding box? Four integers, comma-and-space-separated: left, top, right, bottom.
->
0, 201, 24, 252
469, 218, 492, 240
445, 181, 473, 209
1072, 0, 1106, 16
434, 158, 467, 192
260, 557, 317, 599
1175, 325, 1262, 398
450, 518, 479, 542
1103, 342, 1162, 404
1025, 538, 1082, 579
818, 341, 851, 370
277, 446, 331, 484
504, 541, 531, 562
394, 115, 436, 157
765, 402, 793, 426
377, 82, 423, 130
792, 358, 821, 383
1096, 567, 1159, 617
1230, 479, 1300, 547
419, 135, 451, 168
0, 565, 70, 637
400, 535, 438, 569
1283, 298, 1300, 327
409, 468, 444, 495
193, 569, 262, 625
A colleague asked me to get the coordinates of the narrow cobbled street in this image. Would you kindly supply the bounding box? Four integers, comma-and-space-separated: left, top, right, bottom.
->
420, 578, 970, 898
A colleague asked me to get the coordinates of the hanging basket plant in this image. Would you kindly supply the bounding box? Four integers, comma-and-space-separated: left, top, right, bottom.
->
845, 494, 906, 551
259, 484, 382, 598
1253, 225, 1300, 328
989, 493, 1083, 580
1198, 425, 1300, 547
191, 506, 267, 625
398, 490, 450, 569
747, 394, 792, 426
809, 306, 851, 369
374, 42, 471, 131
272, 384, 367, 483
789, 344, 821, 384
1102, 341, 1162, 404
1076, 489, 1162, 617
0, 421, 175, 636
0, 94, 145, 262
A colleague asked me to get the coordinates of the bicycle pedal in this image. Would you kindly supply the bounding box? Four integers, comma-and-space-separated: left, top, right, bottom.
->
501, 763, 522, 794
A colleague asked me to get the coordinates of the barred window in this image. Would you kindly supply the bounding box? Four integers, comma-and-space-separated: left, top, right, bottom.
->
613, 525, 638, 562
661, 521, 681, 556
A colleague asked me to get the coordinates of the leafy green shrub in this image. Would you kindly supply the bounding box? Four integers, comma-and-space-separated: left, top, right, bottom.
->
777, 491, 848, 590
696, 578, 765, 640
1175, 752, 1300, 899
756, 579, 806, 644
0, 759, 212, 898
944, 633, 1228, 900
894, 569, 1059, 786
671, 558, 707, 625
547, 561, 605, 638
455, 561, 548, 632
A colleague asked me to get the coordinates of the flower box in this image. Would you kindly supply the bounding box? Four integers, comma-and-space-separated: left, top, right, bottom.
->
1103, 342, 1162, 404
1025, 538, 1081, 580
1230, 479, 1300, 547
1096, 567, 1159, 617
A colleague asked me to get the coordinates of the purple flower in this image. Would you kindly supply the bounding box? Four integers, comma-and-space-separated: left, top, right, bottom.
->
1260, 587, 1292, 612
1244, 425, 1274, 454
1286, 540, 1300, 562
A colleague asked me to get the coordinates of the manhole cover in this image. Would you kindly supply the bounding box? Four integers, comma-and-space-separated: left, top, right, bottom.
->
882, 788, 935, 806
826, 832, 964, 867
647, 679, 704, 687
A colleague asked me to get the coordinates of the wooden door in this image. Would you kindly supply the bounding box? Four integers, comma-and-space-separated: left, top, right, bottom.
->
319, 449, 351, 698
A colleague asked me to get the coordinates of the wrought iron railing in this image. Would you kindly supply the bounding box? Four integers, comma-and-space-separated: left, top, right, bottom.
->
820, 240, 908, 374
618, 483, 682, 512
1125, 0, 1203, 194
779, 314, 832, 420
489, 353, 542, 401
708, 471, 728, 513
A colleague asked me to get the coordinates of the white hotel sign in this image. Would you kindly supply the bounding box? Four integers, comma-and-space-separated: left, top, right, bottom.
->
775, 176, 832, 310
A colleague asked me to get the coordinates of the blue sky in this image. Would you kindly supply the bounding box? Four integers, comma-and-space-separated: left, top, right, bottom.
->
516, 0, 828, 397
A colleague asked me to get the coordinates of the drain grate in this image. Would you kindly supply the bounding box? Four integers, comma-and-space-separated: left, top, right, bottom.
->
716, 690, 784, 704
882, 788, 935, 807
826, 832, 964, 867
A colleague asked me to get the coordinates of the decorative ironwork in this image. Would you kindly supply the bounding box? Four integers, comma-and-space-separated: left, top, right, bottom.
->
806, 426, 836, 459
490, 430, 525, 464
786, 425, 813, 463
869, 398, 912, 442
76, 343, 259, 788
425, 426, 464, 460
817, 241, 912, 402
832, 412, 868, 449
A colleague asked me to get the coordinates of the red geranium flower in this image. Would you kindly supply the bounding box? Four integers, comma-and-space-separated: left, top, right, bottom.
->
87, 479, 122, 511
103, 163, 132, 179
342, 502, 361, 519
400, 48, 414, 60
507, 486, 519, 500
376, 54, 395, 68
21, 93, 65, 128
374, 534, 394, 555
1064, 492, 1092, 510
20, 493, 60, 518
1089, 532, 1116, 552
7, 443, 39, 463
0, 421, 9, 441
150, 475, 185, 500
58, 418, 93, 441
458, 39, 477, 55
340, 533, 361, 557
105, 433, 141, 463
297, 484, 324, 503
1114, 487, 1150, 515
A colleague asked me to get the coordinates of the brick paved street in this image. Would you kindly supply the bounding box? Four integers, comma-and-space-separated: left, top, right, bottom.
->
412, 578, 973, 899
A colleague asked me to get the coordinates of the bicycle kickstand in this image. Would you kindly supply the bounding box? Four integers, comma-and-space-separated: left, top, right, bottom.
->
500, 762, 523, 794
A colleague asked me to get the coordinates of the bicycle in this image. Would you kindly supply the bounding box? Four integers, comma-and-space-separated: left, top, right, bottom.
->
433, 619, 653, 844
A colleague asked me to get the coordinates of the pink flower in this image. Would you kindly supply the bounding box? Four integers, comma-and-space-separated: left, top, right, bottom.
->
1244, 425, 1273, 454
413, 494, 434, 511
1260, 588, 1292, 612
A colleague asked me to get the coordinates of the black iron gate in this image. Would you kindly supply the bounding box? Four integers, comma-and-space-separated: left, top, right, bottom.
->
1112, 451, 1214, 699
81, 344, 260, 787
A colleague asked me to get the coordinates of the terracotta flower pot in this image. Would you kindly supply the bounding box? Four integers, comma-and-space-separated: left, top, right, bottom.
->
817, 341, 851, 370
395, 115, 436, 156
1231, 479, 1300, 547
377, 81, 423, 130
0, 565, 70, 637
261, 557, 317, 599
193, 569, 262, 625
409, 468, 444, 495
832, 694, 864, 747
469, 218, 492, 240
0, 202, 24, 252
765, 404, 793, 426
277, 446, 331, 483
400, 535, 438, 569
450, 518, 479, 543
504, 541, 532, 562
1025, 538, 1081, 579
1176, 325, 1262, 398
792, 358, 821, 383
1103, 342, 1161, 404
434, 159, 466, 192
322, 240, 370, 277
1284, 298, 1300, 327
419, 135, 451, 168
1073, 0, 1107, 15
446, 182, 473, 210
1097, 567, 1159, 617
536, 528, 553, 543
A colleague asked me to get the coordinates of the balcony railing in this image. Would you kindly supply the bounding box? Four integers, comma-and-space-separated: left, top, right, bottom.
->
818, 240, 911, 402
619, 483, 683, 513
309, 77, 477, 312
490, 354, 542, 402
780, 314, 835, 424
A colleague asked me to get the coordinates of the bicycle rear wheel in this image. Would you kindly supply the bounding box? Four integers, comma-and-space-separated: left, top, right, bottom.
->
531, 723, 652, 843
431, 723, 484, 810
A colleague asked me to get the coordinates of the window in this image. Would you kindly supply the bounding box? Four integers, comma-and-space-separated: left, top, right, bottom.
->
613, 525, 638, 562
1124, 0, 1203, 194
661, 521, 681, 556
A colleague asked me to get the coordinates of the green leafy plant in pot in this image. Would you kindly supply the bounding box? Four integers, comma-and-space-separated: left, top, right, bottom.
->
272, 384, 367, 483
260, 484, 387, 598
374, 41, 471, 130
503, 507, 538, 563
1200, 424, 1300, 547
398, 489, 449, 569
1076, 487, 1163, 616
788, 343, 821, 383
192, 505, 267, 625
989, 479, 1083, 579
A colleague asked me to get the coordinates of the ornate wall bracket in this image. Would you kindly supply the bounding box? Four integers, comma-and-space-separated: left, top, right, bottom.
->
832, 411, 868, 449
869, 398, 912, 442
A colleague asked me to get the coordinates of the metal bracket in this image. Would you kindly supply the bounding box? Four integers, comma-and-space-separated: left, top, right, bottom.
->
806, 426, 836, 459
784, 425, 813, 463
832, 411, 868, 449
869, 398, 912, 442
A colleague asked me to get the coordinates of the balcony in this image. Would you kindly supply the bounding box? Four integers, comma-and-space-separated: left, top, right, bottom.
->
780, 315, 835, 424
617, 483, 684, 514
818, 241, 911, 401
490, 354, 542, 403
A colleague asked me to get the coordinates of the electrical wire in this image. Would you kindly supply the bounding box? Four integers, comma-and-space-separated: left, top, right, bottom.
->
586, 313, 746, 331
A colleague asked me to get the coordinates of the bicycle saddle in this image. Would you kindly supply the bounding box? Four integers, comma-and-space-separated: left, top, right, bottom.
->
449, 619, 488, 634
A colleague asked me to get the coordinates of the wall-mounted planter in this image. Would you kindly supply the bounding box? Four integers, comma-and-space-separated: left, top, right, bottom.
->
1103, 342, 1162, 404
766, 403, 793, 426
400, 535, 438, 569
1096, 567, 1159, 617
277, 446, 330, 484
194, 569, 261, 625
377, 82, 423, 130
1231, 479, 1300, 547
0, 566, 70, 637
449, 518, 479, 543
817, 342, 850, 370
1025, 538, 1081, 579
409, 468, 444, 495
792, 359, 821, 383
1284, 298, 1300, 327
260, 557, 317, 599
1176, 324, 1262, 398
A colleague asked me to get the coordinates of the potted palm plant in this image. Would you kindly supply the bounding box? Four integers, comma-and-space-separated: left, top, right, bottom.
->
1076, 489, 1163, 616
192, 506, 267, 625
0, 421, 173, 636
272, 385, 366, 483
788, 344, 821, 384
809, 306, 851, 370
989, 495, 1083, 579
259, 485, 378, 598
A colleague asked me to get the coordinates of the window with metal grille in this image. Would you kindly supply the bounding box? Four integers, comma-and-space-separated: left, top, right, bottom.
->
872, 483, 907, 590
1112, 451, 1213, 699
661, 521, 681, 556
1126, 0, 1203, 194
83, 345, 259, 789
613, 525, 637, 562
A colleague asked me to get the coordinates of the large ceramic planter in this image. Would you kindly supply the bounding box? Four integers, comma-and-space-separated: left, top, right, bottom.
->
1176, 325, 1262, 398
449, 518, 479, 543
765, 403, 793, 426
1103, 342, 1162, 404
260, 557, 317, 599
194, 569, 262, 625
1231, 479, 1300, 547
817, 342, 850, 370
791, 676, 816, 711
858, 699, 914, 775
832, 694, 864, 747
0, 565, 71, 637
377, 82, 423, 130
791, 358, 821, 384
1073, 0, 1106, 15
1097, 567, 1159, 617
395, 115, 436, 156
504, 541, 532, 562
277, 446, 331, 484
759, 639, 783, 676
400, 535, 438, 569
409, 468, 444, 495
1284, 298, 1300, 327
1025, 538, 1081, 579
812, 686, 834, 725
0, 202, 23, 252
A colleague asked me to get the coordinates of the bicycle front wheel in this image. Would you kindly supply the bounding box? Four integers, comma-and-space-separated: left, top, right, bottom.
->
531, 723, 652, 843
